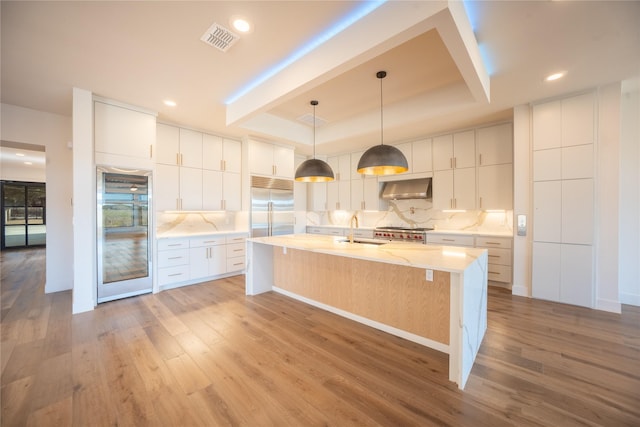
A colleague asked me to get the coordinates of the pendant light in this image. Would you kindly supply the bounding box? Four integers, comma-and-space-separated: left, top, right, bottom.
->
295, 100, 335, 182
357, 71, 408, 175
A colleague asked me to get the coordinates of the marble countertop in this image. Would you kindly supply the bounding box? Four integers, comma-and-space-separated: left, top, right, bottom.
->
248, 234, 486, 273
157, 230, 249, 239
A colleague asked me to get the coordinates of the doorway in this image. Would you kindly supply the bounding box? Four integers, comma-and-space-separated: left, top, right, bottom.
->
1, 181, 46, 250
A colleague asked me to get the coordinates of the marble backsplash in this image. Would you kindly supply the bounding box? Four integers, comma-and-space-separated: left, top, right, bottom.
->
306, 199, 513, 234
156, 211, 248, 237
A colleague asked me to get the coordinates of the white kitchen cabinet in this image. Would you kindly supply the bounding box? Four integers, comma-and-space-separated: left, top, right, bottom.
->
327, 180, 350, 211
561, 92, 594, 147
426, 233, 474, 247
179, 128, 203, 169
202, 170, 223, 211
432, 130, 475, 170
533, 149, 561, 181
189, 237, 226, 280
561, 179, 593, 245
202, 170, 241, 211
248, 140, 294, 178
477, 123, 513, 166
155, 164, 180, 211
308, 182, 327, 211
562, 144, 593, 180
532, 100, 562, 150
203, 134, 241, 173
533, 181, 561, 243
350, 151, 364, 180
532, 242, 561, 301
156, 123, 180, 165
179, 167, 203, 211
411, 139, 433, 173
94, 101, 156, 167
531, 91, 596, 309
395, 142, 413, 172
475, 236, 512, 284
532, 242, 593, 307
433, 168, 476, 210
329, 154, 351, 182
223, 173, 241, 211
560, 244, 593, 307
327, 154, 351, 210
157, 238, 190, 288
226, 235, 247, 273
350, 176, 379, 211
478, 164, 512, 210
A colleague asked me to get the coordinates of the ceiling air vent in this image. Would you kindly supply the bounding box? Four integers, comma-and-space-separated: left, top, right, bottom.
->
200, 23, 239, 52
297, 113, 328, 127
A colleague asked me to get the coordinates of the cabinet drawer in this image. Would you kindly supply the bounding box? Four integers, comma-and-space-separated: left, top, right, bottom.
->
487, 264, 512, 283
226, 235, 247, 244
190, 236, 226, 248
324, 228, 345, 236
158, 249, 189, 267
158, 239, 189, 251
226, 242, 245, 257
476, 236, 512, 249
426, 234, 474, 247
307, 227, 323, 234
352, 229, 374, 239
158, 265, 190, 286
487, 248, 512, 267
226, 257, 246, 272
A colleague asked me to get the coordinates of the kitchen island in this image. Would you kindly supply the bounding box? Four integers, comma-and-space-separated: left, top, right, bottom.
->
245, 234, 488, 389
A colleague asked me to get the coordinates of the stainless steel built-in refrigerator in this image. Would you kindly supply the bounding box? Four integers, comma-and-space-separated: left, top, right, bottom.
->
250, 176, 294, 238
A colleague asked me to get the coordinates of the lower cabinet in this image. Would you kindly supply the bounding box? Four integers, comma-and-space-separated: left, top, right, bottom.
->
190, 237, 227, 280
426, 233, 513, 284
157, 233, 248, 289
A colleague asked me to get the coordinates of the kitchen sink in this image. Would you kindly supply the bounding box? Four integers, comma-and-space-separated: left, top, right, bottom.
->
336, 238, 387, 246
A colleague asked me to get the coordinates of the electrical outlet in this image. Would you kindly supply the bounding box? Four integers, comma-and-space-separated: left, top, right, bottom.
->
283, 247, 287, 255
426, 269, 433, 282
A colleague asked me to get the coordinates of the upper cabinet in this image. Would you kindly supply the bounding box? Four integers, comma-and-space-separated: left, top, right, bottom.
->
248, 140, 294, 178
94, 100, 156, 168
202, 134, 241, 173
533, 92, 595, 150
391, 139, 433, 175
433, 131, 475, 171
155, 123, 242, 212
477, 123, 513, 166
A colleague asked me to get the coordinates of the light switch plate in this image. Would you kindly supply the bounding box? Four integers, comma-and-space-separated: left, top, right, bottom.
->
517, 214, 527, 236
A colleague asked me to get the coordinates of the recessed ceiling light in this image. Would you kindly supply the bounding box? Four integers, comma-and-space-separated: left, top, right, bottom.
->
231, 16, 251, 33
16, 153, 25, 157
24, 161, 33, 165
545, 72, 565, 82
163, 100, 177, 107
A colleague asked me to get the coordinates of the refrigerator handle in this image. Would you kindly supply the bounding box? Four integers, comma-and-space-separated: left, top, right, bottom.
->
268, 201, 273, 236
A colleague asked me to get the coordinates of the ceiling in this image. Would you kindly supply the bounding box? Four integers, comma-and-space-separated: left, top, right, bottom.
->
2, 1, 639, 157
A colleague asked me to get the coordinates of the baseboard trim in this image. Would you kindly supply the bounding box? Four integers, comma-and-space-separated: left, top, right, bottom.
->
511, 284, 529, 297
596, 298, 622, 313
620, 292, 640, 307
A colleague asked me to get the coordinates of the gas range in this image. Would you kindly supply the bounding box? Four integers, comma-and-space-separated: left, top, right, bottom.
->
373, 226, 433, 243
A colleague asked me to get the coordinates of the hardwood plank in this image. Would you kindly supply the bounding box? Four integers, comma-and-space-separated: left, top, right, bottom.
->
1, 248, 639, 426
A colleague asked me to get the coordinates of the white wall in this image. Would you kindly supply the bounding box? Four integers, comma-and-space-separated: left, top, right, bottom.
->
619, 81, 640, 306
595, 84, 622, 312
72, 88, 96, 314
512, 105, 532, 297
0, 154, 46, 182
1, 104, 73, 293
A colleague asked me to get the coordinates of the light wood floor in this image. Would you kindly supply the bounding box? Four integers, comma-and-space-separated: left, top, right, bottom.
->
1, 248, 639, 426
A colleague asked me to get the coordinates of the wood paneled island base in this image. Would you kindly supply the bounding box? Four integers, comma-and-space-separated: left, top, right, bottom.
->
274, 248, 451, 348
246, 234, 489, 389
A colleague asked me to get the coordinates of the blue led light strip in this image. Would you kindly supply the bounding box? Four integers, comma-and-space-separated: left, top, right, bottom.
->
225, 0, 386, 105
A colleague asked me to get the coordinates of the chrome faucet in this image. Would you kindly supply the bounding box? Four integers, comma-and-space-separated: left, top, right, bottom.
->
349, 214, 359, 244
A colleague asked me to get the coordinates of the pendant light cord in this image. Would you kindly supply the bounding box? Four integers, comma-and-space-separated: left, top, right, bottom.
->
377, 71, 386, 146
313, 102, 316, 159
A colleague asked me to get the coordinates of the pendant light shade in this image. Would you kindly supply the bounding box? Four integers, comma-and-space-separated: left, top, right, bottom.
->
357, 71, 408, 175
295, 100, 335, 182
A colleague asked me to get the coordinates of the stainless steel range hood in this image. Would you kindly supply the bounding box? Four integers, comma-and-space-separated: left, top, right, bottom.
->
381, 178, 432, 200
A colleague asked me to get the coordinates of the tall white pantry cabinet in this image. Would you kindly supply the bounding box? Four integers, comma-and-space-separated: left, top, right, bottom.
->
531, 92, 596, 307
